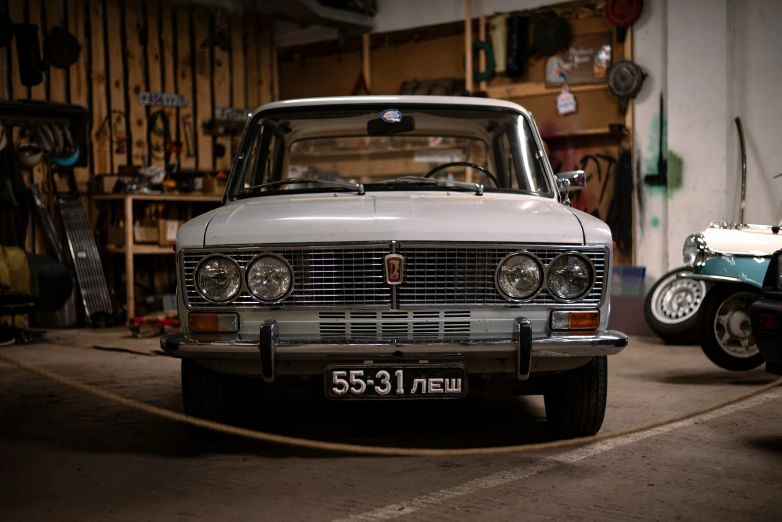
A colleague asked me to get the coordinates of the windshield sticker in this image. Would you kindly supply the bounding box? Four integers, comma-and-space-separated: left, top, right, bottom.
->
381, 109, 402, 123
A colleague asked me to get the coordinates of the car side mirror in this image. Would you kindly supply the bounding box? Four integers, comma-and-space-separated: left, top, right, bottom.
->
555, 170, 586, 192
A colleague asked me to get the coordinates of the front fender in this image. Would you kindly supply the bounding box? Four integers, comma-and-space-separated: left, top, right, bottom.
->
698, 256, 770, 288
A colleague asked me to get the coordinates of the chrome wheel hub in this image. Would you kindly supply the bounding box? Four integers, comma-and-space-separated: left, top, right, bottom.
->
713, 291, 760, 358
651, 273, 706, 324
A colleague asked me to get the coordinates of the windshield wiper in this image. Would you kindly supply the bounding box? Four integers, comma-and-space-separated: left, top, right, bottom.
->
367, 176, 484, 196
243, 177, 365, 195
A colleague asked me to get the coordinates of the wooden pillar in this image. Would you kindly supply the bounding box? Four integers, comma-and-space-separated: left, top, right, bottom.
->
124, 195, 135, 321
272, 44, 279, 101
464, 0, 472, 94
362, 33, 371, 93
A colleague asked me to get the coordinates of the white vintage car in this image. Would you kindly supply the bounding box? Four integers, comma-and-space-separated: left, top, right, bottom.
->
161, 96, 628, 438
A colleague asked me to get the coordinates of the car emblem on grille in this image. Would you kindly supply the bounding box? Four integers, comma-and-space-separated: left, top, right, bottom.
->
384, 254, 405, 285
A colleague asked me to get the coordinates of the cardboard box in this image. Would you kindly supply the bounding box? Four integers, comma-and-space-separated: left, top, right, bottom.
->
133, 225, 159, 244
108, 226, 126, 246
203, 175, 227, 195
158, 219, 183, 246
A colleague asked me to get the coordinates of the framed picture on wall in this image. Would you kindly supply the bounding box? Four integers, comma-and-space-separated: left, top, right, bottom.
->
545, 33, 612, 87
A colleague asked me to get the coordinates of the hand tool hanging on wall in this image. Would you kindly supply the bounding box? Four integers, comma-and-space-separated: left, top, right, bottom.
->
13, 24, 45, 86
607, 60, 646, 115
43, 25, 81, 70
530, 12, 572, 57
182, 115, 195, 158
148, 109, 173, 166
504, 15, 530, 78
488, 14, 508, 74
606, 0, 644, 44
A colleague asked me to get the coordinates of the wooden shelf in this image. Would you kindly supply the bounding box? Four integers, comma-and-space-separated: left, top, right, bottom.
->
542, 128, 625, 140
106, 245, 175, 255
486, 82, 608, 101
92, 193, 223, 202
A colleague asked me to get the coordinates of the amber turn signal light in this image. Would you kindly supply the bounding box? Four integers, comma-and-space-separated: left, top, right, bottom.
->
550, 310, 600, 330
189, 313, 239, 333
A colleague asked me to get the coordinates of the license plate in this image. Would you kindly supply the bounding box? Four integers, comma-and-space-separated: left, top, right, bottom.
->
324, 364, 467, 400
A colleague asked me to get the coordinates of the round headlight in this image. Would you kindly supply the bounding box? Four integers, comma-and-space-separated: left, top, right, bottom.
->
246, 255, 293, 301
196, 256, 241, 302
547, 253, 593, 300
683, 234, 707, 268
496, 254, 543, 300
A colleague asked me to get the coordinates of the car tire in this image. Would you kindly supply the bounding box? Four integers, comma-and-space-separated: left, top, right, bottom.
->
698, 284, 764, 371
181, 359, 234, 434
644, 267, 706, 345
544, 356, 607, 438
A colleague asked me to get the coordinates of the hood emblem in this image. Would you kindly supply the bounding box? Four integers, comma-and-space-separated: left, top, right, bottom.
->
384, 254, 405, 285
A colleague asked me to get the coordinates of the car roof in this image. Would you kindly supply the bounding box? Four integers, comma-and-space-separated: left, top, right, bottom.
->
251, 95, 532, 118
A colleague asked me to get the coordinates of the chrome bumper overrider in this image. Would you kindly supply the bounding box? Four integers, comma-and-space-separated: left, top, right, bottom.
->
160, 319, 628, 382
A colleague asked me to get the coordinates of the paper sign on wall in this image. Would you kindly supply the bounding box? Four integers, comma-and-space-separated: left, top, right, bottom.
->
556, 85, 577, 115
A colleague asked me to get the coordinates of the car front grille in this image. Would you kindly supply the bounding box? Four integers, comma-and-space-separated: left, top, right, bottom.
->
396, 245, 606, 307
183, 246, 392, 308
181, 243, 607, 309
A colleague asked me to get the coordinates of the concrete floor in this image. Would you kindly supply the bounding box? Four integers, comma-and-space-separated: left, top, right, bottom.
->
1, 330, 782, 521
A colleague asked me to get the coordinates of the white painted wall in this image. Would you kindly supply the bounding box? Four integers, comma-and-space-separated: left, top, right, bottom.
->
632, 0, 668, 279
730, 0, 782, 226
665, 0, 733, 272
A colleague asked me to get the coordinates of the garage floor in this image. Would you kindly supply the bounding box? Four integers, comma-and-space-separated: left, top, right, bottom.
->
1, 330, 781, 521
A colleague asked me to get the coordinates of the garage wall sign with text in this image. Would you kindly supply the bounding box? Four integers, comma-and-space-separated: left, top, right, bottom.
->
545, 33, 612, 87
138, 92, 189, 107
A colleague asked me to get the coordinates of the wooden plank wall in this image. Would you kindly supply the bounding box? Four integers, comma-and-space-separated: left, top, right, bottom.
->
1, 0, 275, 191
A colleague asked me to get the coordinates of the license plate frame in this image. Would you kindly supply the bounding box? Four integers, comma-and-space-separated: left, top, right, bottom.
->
324, 364, 468, 400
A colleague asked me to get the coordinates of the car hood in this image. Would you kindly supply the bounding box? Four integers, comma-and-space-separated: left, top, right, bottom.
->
701, 226, 782, 256
198, 192, 588, 247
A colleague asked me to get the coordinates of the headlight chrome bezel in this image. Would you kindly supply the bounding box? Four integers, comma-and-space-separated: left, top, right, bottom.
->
245, 253, 295, 302
495, 252, 545, 302
546, 252, 596, 302
194, 254, 243, 303
683, 233, 710, 269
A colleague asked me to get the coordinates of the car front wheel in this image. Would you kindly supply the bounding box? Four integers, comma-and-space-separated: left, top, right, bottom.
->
544, 356, 607, 438
698, 284, 764, 371
644, 267, 707, 344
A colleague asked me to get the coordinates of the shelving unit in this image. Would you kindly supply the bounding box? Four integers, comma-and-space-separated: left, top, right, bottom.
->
93, 192, 223, 320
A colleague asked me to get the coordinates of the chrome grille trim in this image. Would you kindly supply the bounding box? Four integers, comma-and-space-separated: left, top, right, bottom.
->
317, 310, 473, 341
395, 243, 607, 308
182, 243, 392, 308
180, 242, 608, 310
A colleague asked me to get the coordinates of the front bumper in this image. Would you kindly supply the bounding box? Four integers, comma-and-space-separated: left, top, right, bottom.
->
751, 296, 782, 376
161, 320, 628, 381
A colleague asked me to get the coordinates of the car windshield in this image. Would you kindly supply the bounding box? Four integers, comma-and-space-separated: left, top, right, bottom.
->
229, 105, 553, 200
